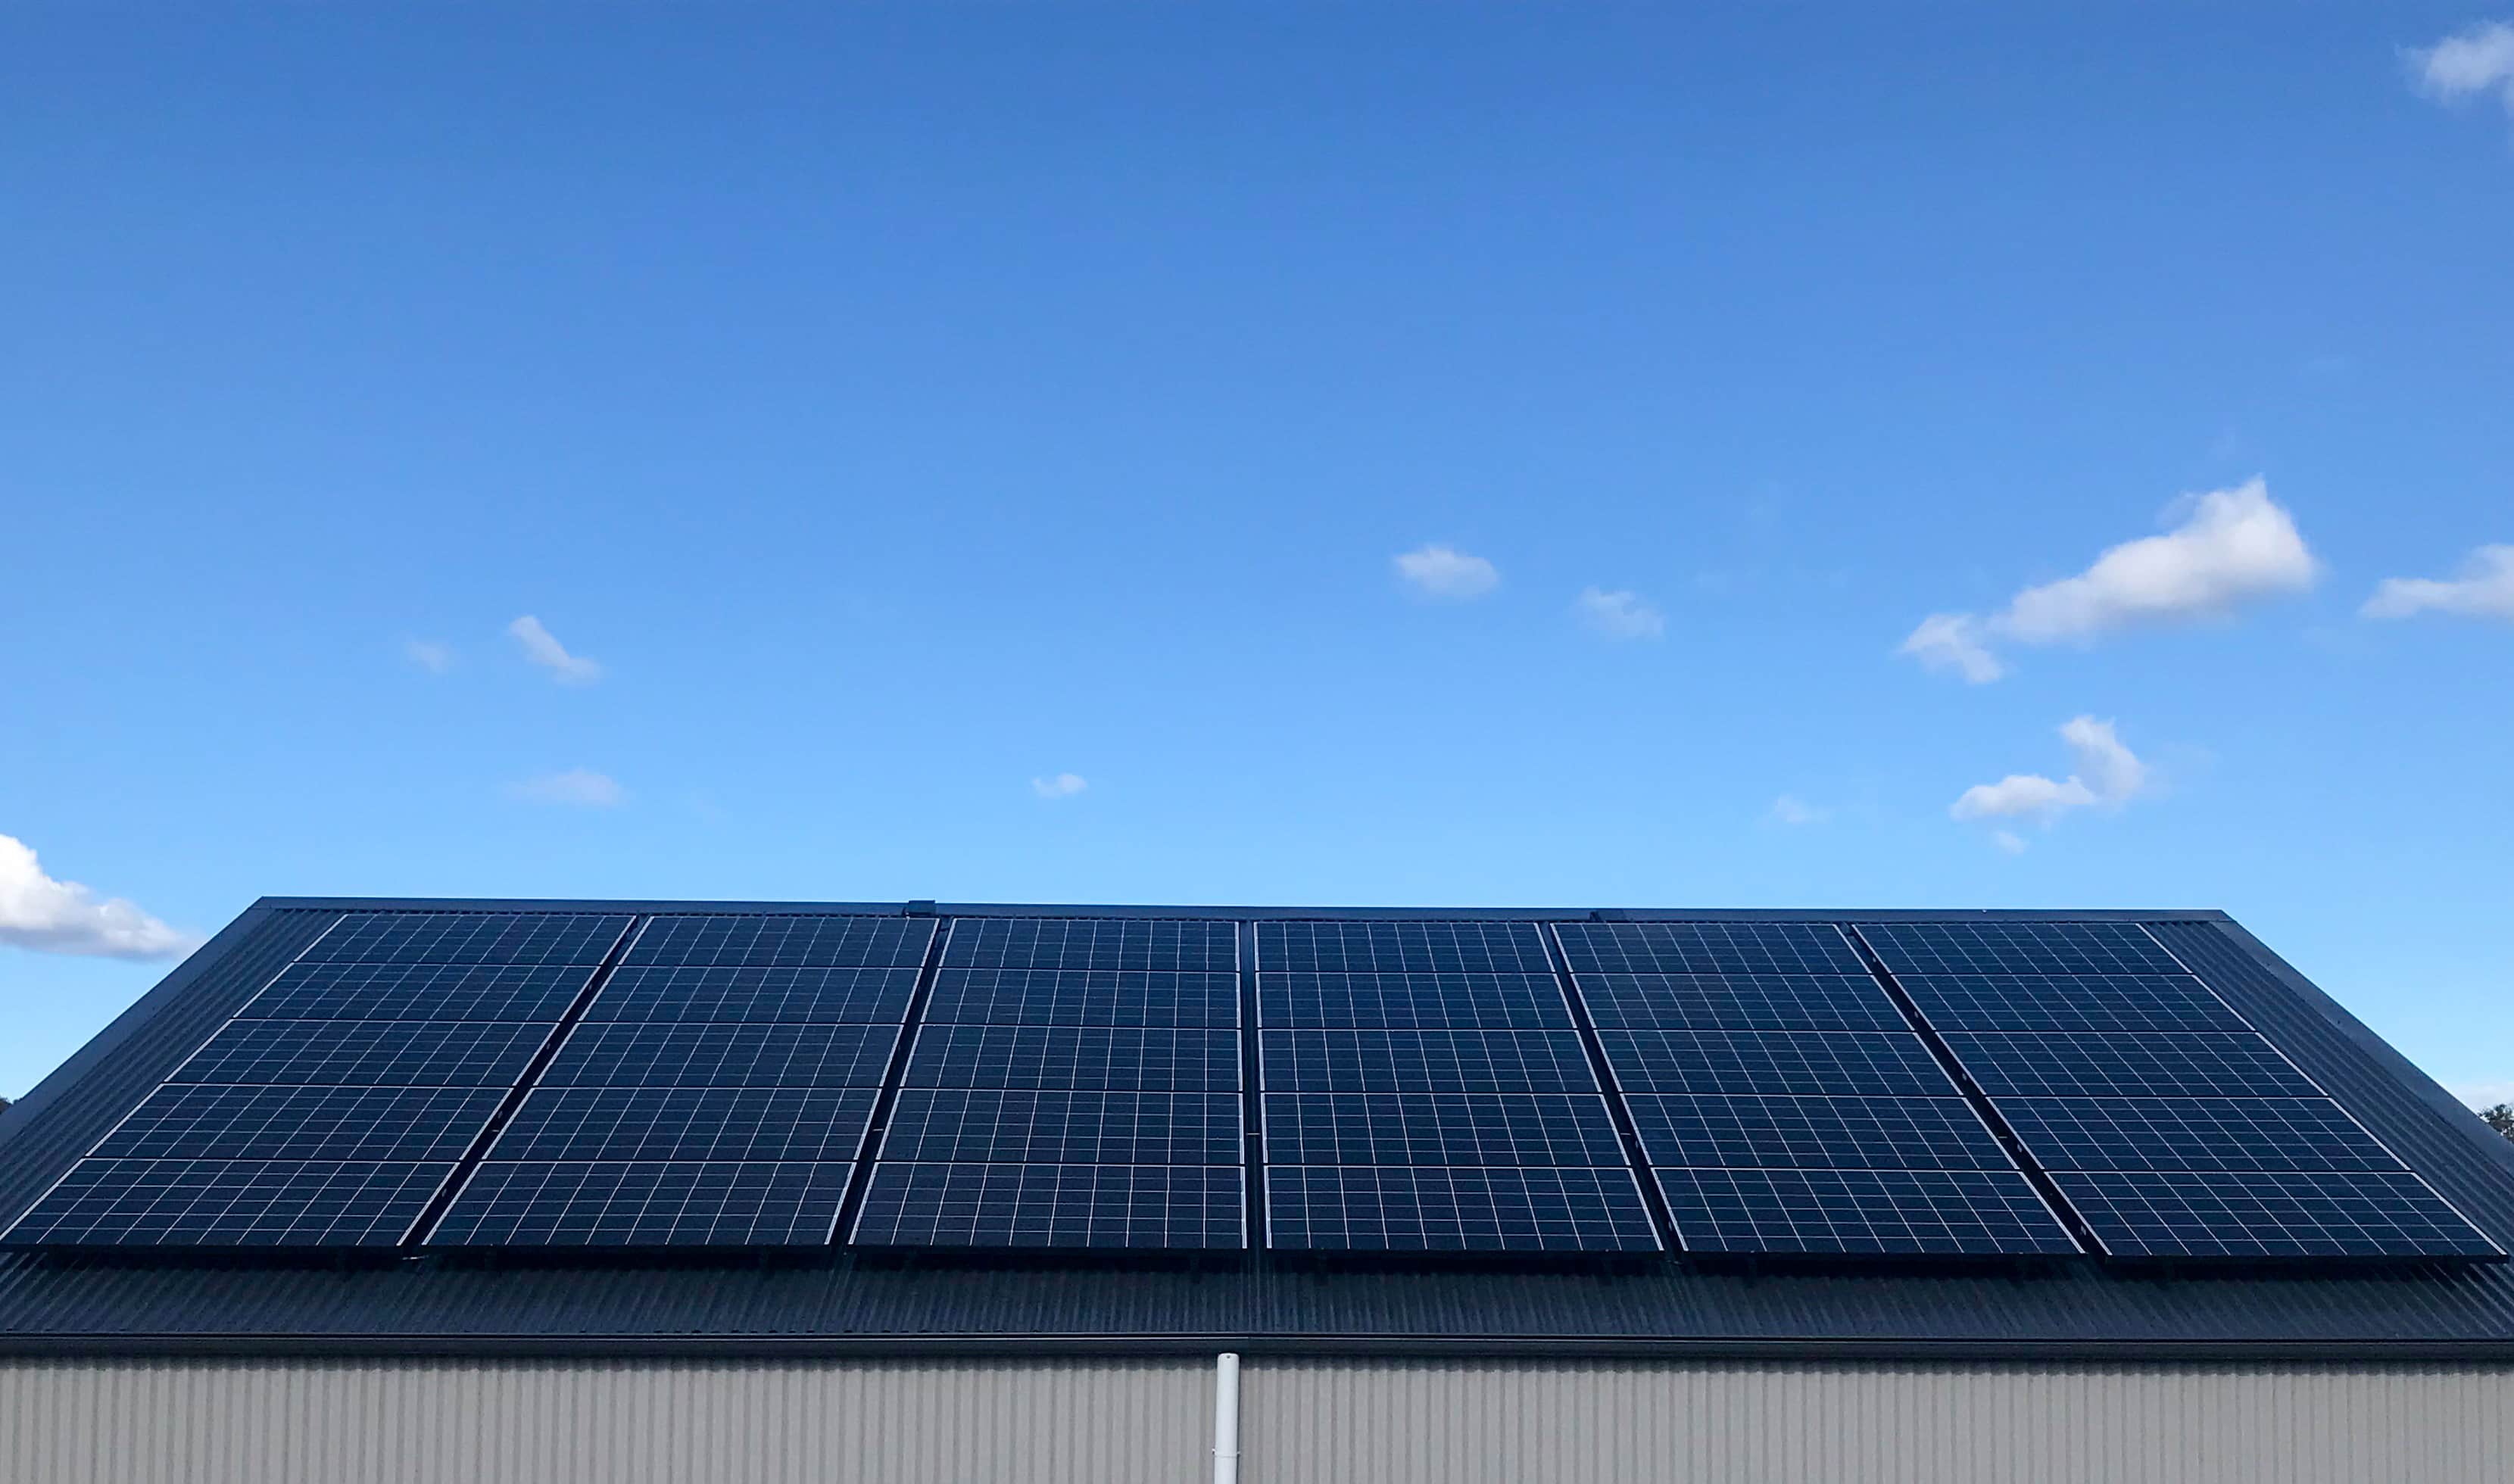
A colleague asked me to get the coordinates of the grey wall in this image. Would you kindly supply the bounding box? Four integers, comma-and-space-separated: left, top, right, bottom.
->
4, 1355, 2511, 1484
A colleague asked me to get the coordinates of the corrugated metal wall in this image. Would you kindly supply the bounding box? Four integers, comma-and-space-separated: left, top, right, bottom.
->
5, 1355, 2512, 1484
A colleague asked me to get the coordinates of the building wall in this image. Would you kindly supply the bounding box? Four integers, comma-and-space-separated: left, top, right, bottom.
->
3, 1355, 2512, 1484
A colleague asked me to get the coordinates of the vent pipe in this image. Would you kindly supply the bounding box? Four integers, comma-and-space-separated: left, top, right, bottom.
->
1212, 1351, 1240, 1484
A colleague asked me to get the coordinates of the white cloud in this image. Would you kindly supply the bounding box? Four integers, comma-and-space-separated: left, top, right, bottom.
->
507, 615, 604, 684
1031, 772, 1088, 799
1900, 479, 2317, 681
404, 640, 454, 674
0, 834, 197, 960
1992, 830, 2029, 856
1575, 587, 1665, 640
1951, 716, 2148, 830
506, 769, 623, 806
1393, 544, 1499, 600
1768, 794, 1829, 826
2409, 21, 2514, 113
2362, 544, 2514, 622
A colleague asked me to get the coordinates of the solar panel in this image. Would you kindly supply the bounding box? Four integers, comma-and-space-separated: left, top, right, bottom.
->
850, 1163, 1244, 1249
428, 1161, 852, 1247
1594, 1030, 1956, 1098
1552, 922, 1867, 976
170, 1020, 552, 1087
0, 1158, 454, 1249
1656, 1168, 2079, 1255
1857, 921, 2186, 977
584, 965, 919, 1024
1259, 1030, 1598, 1094
1257, 972, 1573, 1029
1997, 1096, 2405, 1175
541, 1022, 900, 1089
1573, 973, 1908, 1032
881, 1091, 1243, 1164
624, 915, 936, 968
237, 962, 593, 1022
1623, 1094, 2012, 1173
488, 1086, 881, 1162
2051, 1170, 2505, 1260
901, 1026, 1241, 1092
1263, 1093, 1627, 1168
1263, 1165, 1660, 1252
1896, 973, 2249, 1034
92, 1085, 507, 1162
1254, 921, 1552, 974
921, 968, 1242, 1027
942, 918, 1238, 971
301, 912, 631, 967
1941, 1031, 2322, 1099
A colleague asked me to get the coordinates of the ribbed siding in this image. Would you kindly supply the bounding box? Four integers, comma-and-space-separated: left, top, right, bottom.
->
0, 1358, 1209, 1484
1245, 1359, 2514, 1484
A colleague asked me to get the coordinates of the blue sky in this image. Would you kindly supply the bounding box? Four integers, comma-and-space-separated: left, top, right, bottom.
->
3, 6, 2510, 1105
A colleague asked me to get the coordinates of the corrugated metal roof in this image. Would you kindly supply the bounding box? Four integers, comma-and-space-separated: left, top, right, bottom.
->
2, 899, 2511, 1358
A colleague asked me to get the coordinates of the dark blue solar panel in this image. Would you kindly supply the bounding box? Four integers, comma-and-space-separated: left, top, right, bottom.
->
1896, 973, 2248, 1034
1942, 1031, 2322, 1099
942, 918, 1238, 971
921, 969, 1241, 1028
849, 1162, 1244, 1249
301, 912, 631, 967
1857, 921, 2186, 977
1257, 973, 1572, 1029
1259, 1030, 1597, 1094
1998, 1097, 2404, 1174
1656, 1168, 2079, 1255
490, 1086, 880, 1162
541, 1022, 900, 1089
1624, 1094, 2012, 1173
1595, 1030, 1956, 1098
172, 1020, 551, 1087
1255, 921, 1552, 974
238, 962, 592, 1022
1572, 974, 1907, 1032
880, 1091, 1243, 1164
901, 1026, 1240, 1092
0, 1159, 454, 1248
625, 915, 935, 969
585, 965, 919, 1024
1263, 1165, 1659, 1252
91, 1085, 505, 1163
1552, 922, 1866, 975
2051, 1171, 2503, 1260
428, 1161, 852, 1247
1263, 1093, 1626, 1168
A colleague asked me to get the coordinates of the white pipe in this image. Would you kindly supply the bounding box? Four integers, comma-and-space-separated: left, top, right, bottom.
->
1212, 1351, 1241, 1484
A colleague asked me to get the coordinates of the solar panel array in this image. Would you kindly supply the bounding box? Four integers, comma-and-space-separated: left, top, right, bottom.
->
1558, 922, 2079, 1256
427, 915, 928, 1248
0, 912, 628, 1247
1862, 922, 2501, 1260
1257, 922, 1657, 1253
851, 919, 1246, 1249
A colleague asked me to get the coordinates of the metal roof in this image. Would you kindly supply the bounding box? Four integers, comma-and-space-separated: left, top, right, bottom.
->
4, 897, 2512, 1360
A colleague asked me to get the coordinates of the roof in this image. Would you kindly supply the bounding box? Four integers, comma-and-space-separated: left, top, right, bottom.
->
3, 896, 2512, 1361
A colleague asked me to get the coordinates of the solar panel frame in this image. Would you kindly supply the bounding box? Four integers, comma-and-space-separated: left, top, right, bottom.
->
1942, 1031, 2326, 1100
1996, 1096, 2411, 1175
1263, 1164, 1661, 1252
88, 1084, 509, 1163
1262, 1093, 1628, 1168
1253, 921, 1554, 974
1259, 1029, 1600, 1094
0, 1158, 459, 1249
880, 1091, 1246, 1165
487, 1086, 883, 1162
2051, 1169, 2509, 1260
582, 965, 921, 1024
1896, 973, 2253, 1034
168, 1019, 554, 1088
1655, 1168, 2081, 1256
1623, 1093, 2016, 1174
900, 1025, 1243, 1093
941, 918, 1240, 972
1552, 922, 1869, 976
1857, 921, 2190, 977
428, 1160, 855, 1248
235, 962, 594, 1023
298, 912, 632, 968
849, 1162, 1246, 1249
1572, 973, 1910, 1032
1256, 972, 1576, 1030
920, 968, 1243, 1028
1594, 1029, 1960, 1098
624, 915, 937, 969
540, 1022, 903, 1090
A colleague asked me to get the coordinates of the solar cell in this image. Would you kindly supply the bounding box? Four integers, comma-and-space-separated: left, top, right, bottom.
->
1595, 1030, 1957, 1098
584, 965, 920, 1024
1942, 1031, 2322, 1100
238, 962, 592, 1022
1896, 973, 2249, 1034
1263, 1165, 1660, 1252
625, 915, 936, 969
1262, 1093, 1627, 1168
921, 968, 1242, 1028
1571, 973, 1907, 1032
1257, 973, 1573, 1030
1552, 922, 1866, 976
301, 913, 631, 967
1998, 1097, 2404, 1175
0, 1158, 454, 1248
490, 1086, 881, 1162
2051, 1170, 2504, 1260
1623, 1094, 2012, 1173
902, 1026, 1241, 1092
1656, 1168, 2080, 1255
941, 918, 1238, 972
1254, 921, 1552, 974
171, 1019, 552, 1087
92, 1084, 506, 1163
880, 1091, 1243, 1164
541, 1022, 900, 1089
1259, 1030, 1598, 1094
428, 1161, 852, 1247
849, 1162, 1244, 1249
1857, 921, 2186, 977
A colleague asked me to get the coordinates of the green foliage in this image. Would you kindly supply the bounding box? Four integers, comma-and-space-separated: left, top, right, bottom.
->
2481, 1103, 2514, 1140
